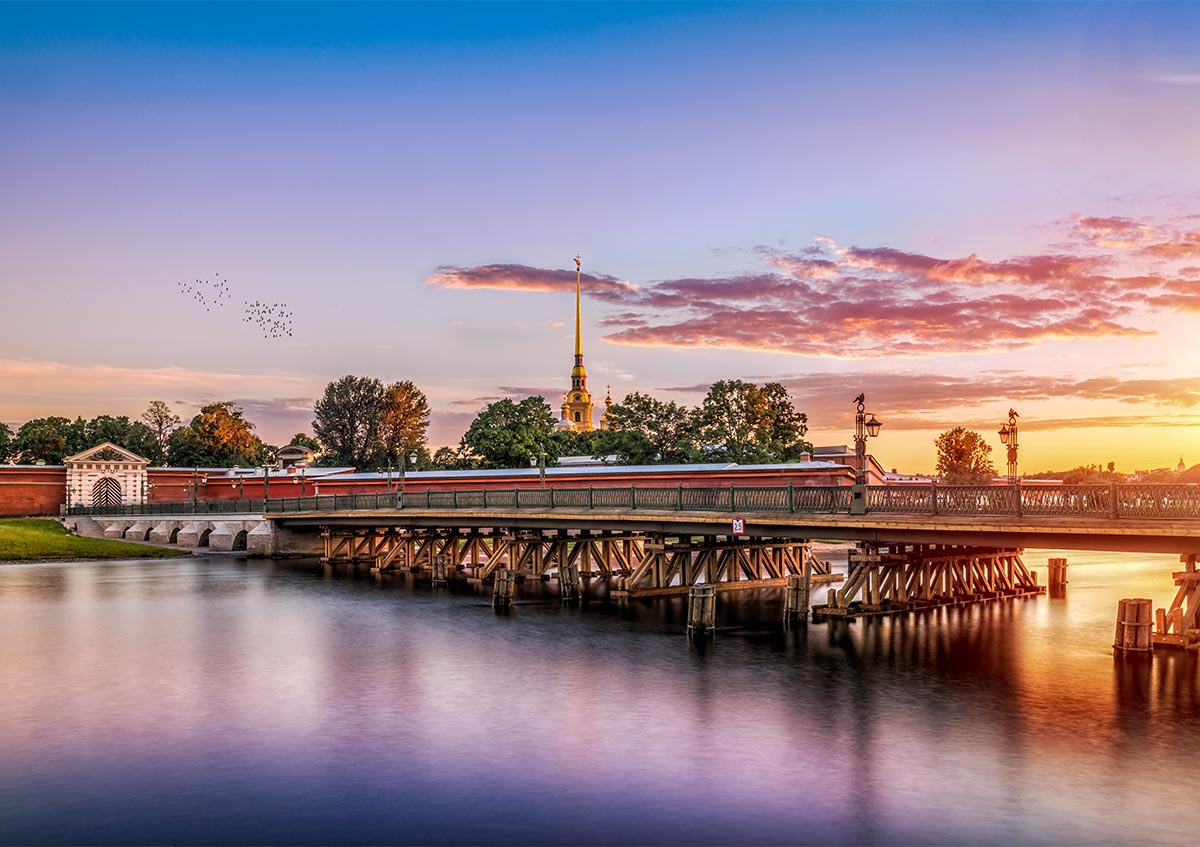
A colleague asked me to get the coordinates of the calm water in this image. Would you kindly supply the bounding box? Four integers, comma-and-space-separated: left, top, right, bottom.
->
1, 550, 1197, 845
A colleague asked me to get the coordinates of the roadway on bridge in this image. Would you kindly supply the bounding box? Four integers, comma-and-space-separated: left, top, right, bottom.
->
267, 507, 1200, 555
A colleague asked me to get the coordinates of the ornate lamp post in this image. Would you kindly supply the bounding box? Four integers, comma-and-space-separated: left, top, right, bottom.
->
998, 408, 1019, 484
529, 451, 546, 488
850, 393, 882, 515
852, 393, 883, 485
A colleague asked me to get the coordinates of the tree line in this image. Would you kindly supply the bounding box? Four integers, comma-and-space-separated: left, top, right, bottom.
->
13, 375, 1119, 481
0, 400, 300, 468
0, 376, 814, 471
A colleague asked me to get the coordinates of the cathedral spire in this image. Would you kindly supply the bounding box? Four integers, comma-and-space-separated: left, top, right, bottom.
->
574, 254, 583, 359
561, 254, 594, 431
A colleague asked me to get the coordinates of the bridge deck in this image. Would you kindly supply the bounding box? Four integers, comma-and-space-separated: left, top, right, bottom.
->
268, 507, 1200, 555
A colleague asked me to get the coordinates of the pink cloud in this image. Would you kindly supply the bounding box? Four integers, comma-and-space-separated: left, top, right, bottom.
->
427, 263, 636, 301
431, 208, 1200, 359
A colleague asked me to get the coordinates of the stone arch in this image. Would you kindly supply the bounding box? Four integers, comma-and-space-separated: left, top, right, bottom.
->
91, 477, 123, 507
119, 524, 133, 539
232, 530, 248, 551
198, 528, 212, 547
169, 527, 180, 544
144, 527, 153, 541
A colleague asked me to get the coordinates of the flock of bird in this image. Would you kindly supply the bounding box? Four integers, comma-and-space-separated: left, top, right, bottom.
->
176, 275, 231, 311
242, 300, 294, 339
176, 274, 294, 340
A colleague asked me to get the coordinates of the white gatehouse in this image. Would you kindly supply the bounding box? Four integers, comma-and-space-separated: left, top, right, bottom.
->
64, 442, 150, 508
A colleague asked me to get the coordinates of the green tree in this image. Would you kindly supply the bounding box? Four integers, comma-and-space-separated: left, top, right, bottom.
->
10, 417, 80, 464
461, 396, 558, 469
85, 415, 161, 462
167, 402, 271, 467
142, 400, 182, 458
695, 380, 811, 463
430, 444, 479, 470
555, 428, 601, 461
312, 375, 431, 470
591, 392, 698, 465
311, 375, 386, 468
288, 432, 320, 450
934, 427, 997, 484
0, 422, 13, 463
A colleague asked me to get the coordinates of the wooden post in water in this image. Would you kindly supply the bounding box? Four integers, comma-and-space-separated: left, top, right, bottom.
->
432, 553, 448, 585
783, 574, 810, 626
560, 561, 581, 601
493, 568, 516, 608
687, 584, 716, 635
1113, 598, 1153, 652
1047, 557, 1068, 590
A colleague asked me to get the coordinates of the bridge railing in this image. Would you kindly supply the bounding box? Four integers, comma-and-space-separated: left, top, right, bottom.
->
65, 498, 268, 517
62, 483, 1200, 521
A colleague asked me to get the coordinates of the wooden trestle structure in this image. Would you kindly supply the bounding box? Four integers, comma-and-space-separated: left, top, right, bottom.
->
319, 526, 835, 597
1152, 553, 1200, 650
811, 543, 1044, 619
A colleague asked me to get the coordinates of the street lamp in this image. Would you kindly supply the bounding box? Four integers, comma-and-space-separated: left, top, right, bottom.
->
530, 451, 546, 488
998, 408, 1019, 483
853, 393, 883, 485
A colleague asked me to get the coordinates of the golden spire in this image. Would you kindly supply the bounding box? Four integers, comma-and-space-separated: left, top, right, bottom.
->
562, 253, 594, 431
574, 254, 582, 358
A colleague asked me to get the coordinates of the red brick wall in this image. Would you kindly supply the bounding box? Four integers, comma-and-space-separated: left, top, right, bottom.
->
0, 467, 67, 517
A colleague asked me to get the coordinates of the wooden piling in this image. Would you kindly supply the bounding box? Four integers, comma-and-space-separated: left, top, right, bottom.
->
1113, 598, 1153, 652
432, 553, 448, 585
783, 574, 810, 625
687, 584, 716, 635
559, 562, 580, 601
1047, 557, 1068, 589
492, 568, 516, 608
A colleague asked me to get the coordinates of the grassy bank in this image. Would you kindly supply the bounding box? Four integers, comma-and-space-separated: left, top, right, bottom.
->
0, 519, 189, 562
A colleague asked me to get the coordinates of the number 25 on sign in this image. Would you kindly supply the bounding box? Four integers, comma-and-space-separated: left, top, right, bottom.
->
731, 518, 745, 535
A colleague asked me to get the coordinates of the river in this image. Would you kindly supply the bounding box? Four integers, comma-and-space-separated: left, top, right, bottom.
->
0, 550, 1197, 845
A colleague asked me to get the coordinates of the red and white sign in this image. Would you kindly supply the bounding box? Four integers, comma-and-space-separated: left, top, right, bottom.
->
731, 518, 745, 535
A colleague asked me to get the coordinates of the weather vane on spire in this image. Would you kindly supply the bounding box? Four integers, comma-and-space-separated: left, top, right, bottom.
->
574, 254, 581, 269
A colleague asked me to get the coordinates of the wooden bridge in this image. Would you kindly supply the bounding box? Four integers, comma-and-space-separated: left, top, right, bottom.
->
69, 481, 1200, 648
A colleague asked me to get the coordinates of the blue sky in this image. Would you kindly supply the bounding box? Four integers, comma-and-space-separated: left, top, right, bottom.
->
4, 2, 1200, 472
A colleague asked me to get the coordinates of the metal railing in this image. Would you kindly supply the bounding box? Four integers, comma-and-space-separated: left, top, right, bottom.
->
62, 483, 1200, 521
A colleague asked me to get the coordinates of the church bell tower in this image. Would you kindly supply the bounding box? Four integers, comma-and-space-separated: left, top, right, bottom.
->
560, 255, 594, 431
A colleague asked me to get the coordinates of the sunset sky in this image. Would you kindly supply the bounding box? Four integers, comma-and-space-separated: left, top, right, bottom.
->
4, 2, 1200, 473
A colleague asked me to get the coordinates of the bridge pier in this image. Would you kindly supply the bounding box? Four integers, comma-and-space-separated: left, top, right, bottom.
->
614, 536, 834, 598
1152, 554, 1200, 650
812, 544, 1043, 619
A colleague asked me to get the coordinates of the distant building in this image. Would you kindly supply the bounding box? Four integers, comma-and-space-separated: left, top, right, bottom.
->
812, 445, 888, 485
277, 444, 315, 468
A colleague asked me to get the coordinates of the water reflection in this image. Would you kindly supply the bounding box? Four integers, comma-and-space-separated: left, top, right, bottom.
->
0, 551, 1196, 845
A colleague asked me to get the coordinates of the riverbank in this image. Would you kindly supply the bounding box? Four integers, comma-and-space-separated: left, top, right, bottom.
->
0, 518, 189, 562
